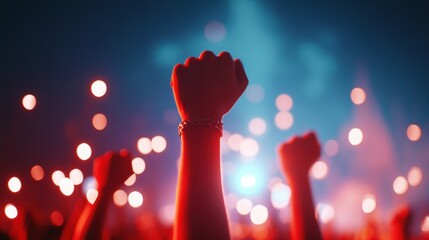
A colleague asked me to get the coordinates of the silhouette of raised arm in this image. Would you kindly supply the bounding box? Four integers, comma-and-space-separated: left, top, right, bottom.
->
65, 150, 133, 240
278, 132, 323, 240
390, 205, 412, 240
171, 50, 248, 240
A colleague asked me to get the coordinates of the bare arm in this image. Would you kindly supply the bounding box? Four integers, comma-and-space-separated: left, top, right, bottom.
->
71, 150, 132, 240
278, 132, 323, 240
171, 50, 248, 239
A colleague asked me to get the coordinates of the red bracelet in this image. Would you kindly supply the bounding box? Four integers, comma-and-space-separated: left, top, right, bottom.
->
178, 117, 223, 137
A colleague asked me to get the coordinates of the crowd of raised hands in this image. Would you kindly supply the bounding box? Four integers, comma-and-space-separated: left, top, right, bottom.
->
6, 51, 415, 239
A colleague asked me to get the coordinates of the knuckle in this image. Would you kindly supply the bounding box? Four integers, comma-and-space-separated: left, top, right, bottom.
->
173, 63, 185, 73
218, 51, 231, 57
185, 57, 198, 66
200, 50, 215, 58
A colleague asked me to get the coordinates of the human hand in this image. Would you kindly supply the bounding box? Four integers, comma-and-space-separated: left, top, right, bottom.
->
278, 132, 321, 181
93, 150, 133, 193
171, 50, 248, 121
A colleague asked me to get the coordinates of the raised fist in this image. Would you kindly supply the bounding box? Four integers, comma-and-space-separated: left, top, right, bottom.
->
93, 150, 133, 193
171, 50, 248, 121
278, 132, 321, 181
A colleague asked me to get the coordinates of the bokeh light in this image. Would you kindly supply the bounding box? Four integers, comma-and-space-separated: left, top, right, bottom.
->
22, 94, 37, 110
316, 203, 335, 224
270, 182, 291, 209
250, 205, 268, 225
113, 189, 128, 207
422, 216, 429, 232
128, 191, 143, 208
8, 177, 22, 193
92, 113, 107, 131
236, 198, 253, 215
151, 135, 167, 153
228, 134, 243, 151
82, 176, 98, 194
275, 111, 294, 130
52, 170, 65, 186
137, 137, 152, 154
245, 84, 265, 103
407, 166, 423, 187
393, 176, 408, 195
59, 178, 74, 196
86, 189, 98, 204
311, 161, 329, 180
76, 142, 92, 161
407, 124, 422, 142
132, 157, 146, 175
50, 211, 64, 226
239, 138, 259, 157
350, 87, 366, 105
240, 174, 257, 188
91, 80, 107, 97
3, 3, 429, 237
124, 174, 137, 186
69, 168, 84, 185
204, 21, 226, 42
4, 204, 18, 219
348, 128, 363, 146
276, 94, 293, 111
248, 118, 267, 135
30, 165, 44, 181
324, 140, 339, 156
158, 204, 175, 226
362, 194, 376, 214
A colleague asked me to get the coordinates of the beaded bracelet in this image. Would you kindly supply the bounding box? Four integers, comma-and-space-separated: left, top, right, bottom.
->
178, 117, 223, 137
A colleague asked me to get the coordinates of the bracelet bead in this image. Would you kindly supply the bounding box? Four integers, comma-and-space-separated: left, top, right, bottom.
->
178, 117, 223, 137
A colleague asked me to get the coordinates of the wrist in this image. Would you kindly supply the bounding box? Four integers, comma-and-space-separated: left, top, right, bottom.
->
284, 171, 311, 186
178, 117, 223, 137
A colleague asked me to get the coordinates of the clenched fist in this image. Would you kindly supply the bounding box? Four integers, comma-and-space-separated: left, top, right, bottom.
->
171, 50, 248, 121
278, 132, 321, 181
93, 150, 133, 193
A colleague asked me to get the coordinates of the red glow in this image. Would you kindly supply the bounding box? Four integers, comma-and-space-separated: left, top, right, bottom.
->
350, 87, 366, 105
50, 211, 64, 226
407, 124, 421, 141
30, 165, 44, 181
92, 113, 107, 131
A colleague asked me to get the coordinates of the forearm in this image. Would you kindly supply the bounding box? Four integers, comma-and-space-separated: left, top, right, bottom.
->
288, 176, 322, 240
73, 191, 111, 240
174, 126, 230, 240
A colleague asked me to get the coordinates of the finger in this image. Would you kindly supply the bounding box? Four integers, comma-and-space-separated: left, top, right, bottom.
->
218, 51, 234, 74
199, 50, 216, 61
303, 131, 321, 157
303, 131, 318, 143
218, 51, 233, 62
234, 59, 249, 92
185, 56, 198, 66
171, 64, 185, 87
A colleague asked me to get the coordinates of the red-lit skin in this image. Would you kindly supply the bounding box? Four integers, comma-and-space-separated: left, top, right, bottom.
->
278, 132, 323, 240
390, 205, 412, 240
61, 150, 133, 240
9, 208, 43, 240
171, 50, 248, 239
